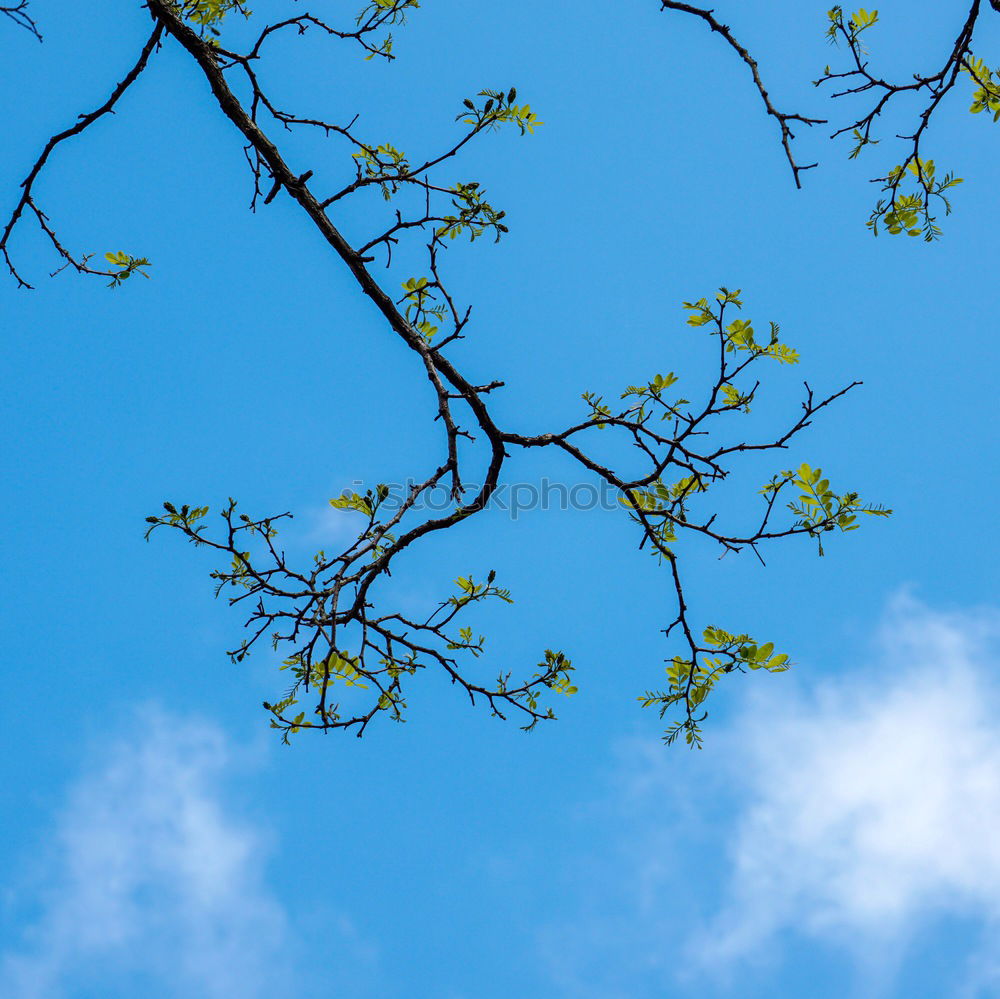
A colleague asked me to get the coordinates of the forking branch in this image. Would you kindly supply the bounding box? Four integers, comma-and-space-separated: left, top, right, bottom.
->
3, 0, 890, 747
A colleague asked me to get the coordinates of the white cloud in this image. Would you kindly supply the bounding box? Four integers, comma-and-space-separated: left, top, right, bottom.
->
2, 709, 312, 999
541, 594, 1000, 997
696, 594, 1000, 975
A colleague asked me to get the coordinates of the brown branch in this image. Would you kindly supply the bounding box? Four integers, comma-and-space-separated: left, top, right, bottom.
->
814, 1, 983, 238
657, 1, 826, 187
144, 0, 517, 622
1, 21, 163, 287
134, 2, 880, 745
1, 1, 40, 40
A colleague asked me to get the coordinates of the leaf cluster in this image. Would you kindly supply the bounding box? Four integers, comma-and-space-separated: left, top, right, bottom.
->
964, 55, 1000, 121
639, 626, 791, 748
103, 250, 151, 288
458, 88, 543, 135
868, 158, 962, 240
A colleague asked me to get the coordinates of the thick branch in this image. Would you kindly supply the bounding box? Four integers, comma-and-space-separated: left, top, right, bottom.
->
144, 0, 510, 600
135, 2, 883, 745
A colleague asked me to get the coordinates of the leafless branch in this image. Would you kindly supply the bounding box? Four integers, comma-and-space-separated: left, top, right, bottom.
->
657, 1, 826, 187
1, 1, 41, 41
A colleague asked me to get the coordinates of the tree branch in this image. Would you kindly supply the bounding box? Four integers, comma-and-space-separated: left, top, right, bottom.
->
657, 1, 826, 187
1, 1, 40, 40
0, 21, 163, 286
15, 0, 880, 746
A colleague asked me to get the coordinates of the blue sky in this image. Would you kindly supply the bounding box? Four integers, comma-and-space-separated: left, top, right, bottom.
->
1, 1, 998, 996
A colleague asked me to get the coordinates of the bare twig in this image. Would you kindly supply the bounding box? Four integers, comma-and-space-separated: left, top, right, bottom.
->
0, 22, 163, 286
657, 1, 826, 187
1, 1, 41, 41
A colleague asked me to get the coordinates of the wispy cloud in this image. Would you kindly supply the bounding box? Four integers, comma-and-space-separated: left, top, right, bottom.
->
541, 594, 1000, 997
1, 709, 344, 999
695, 594, 1000, 978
